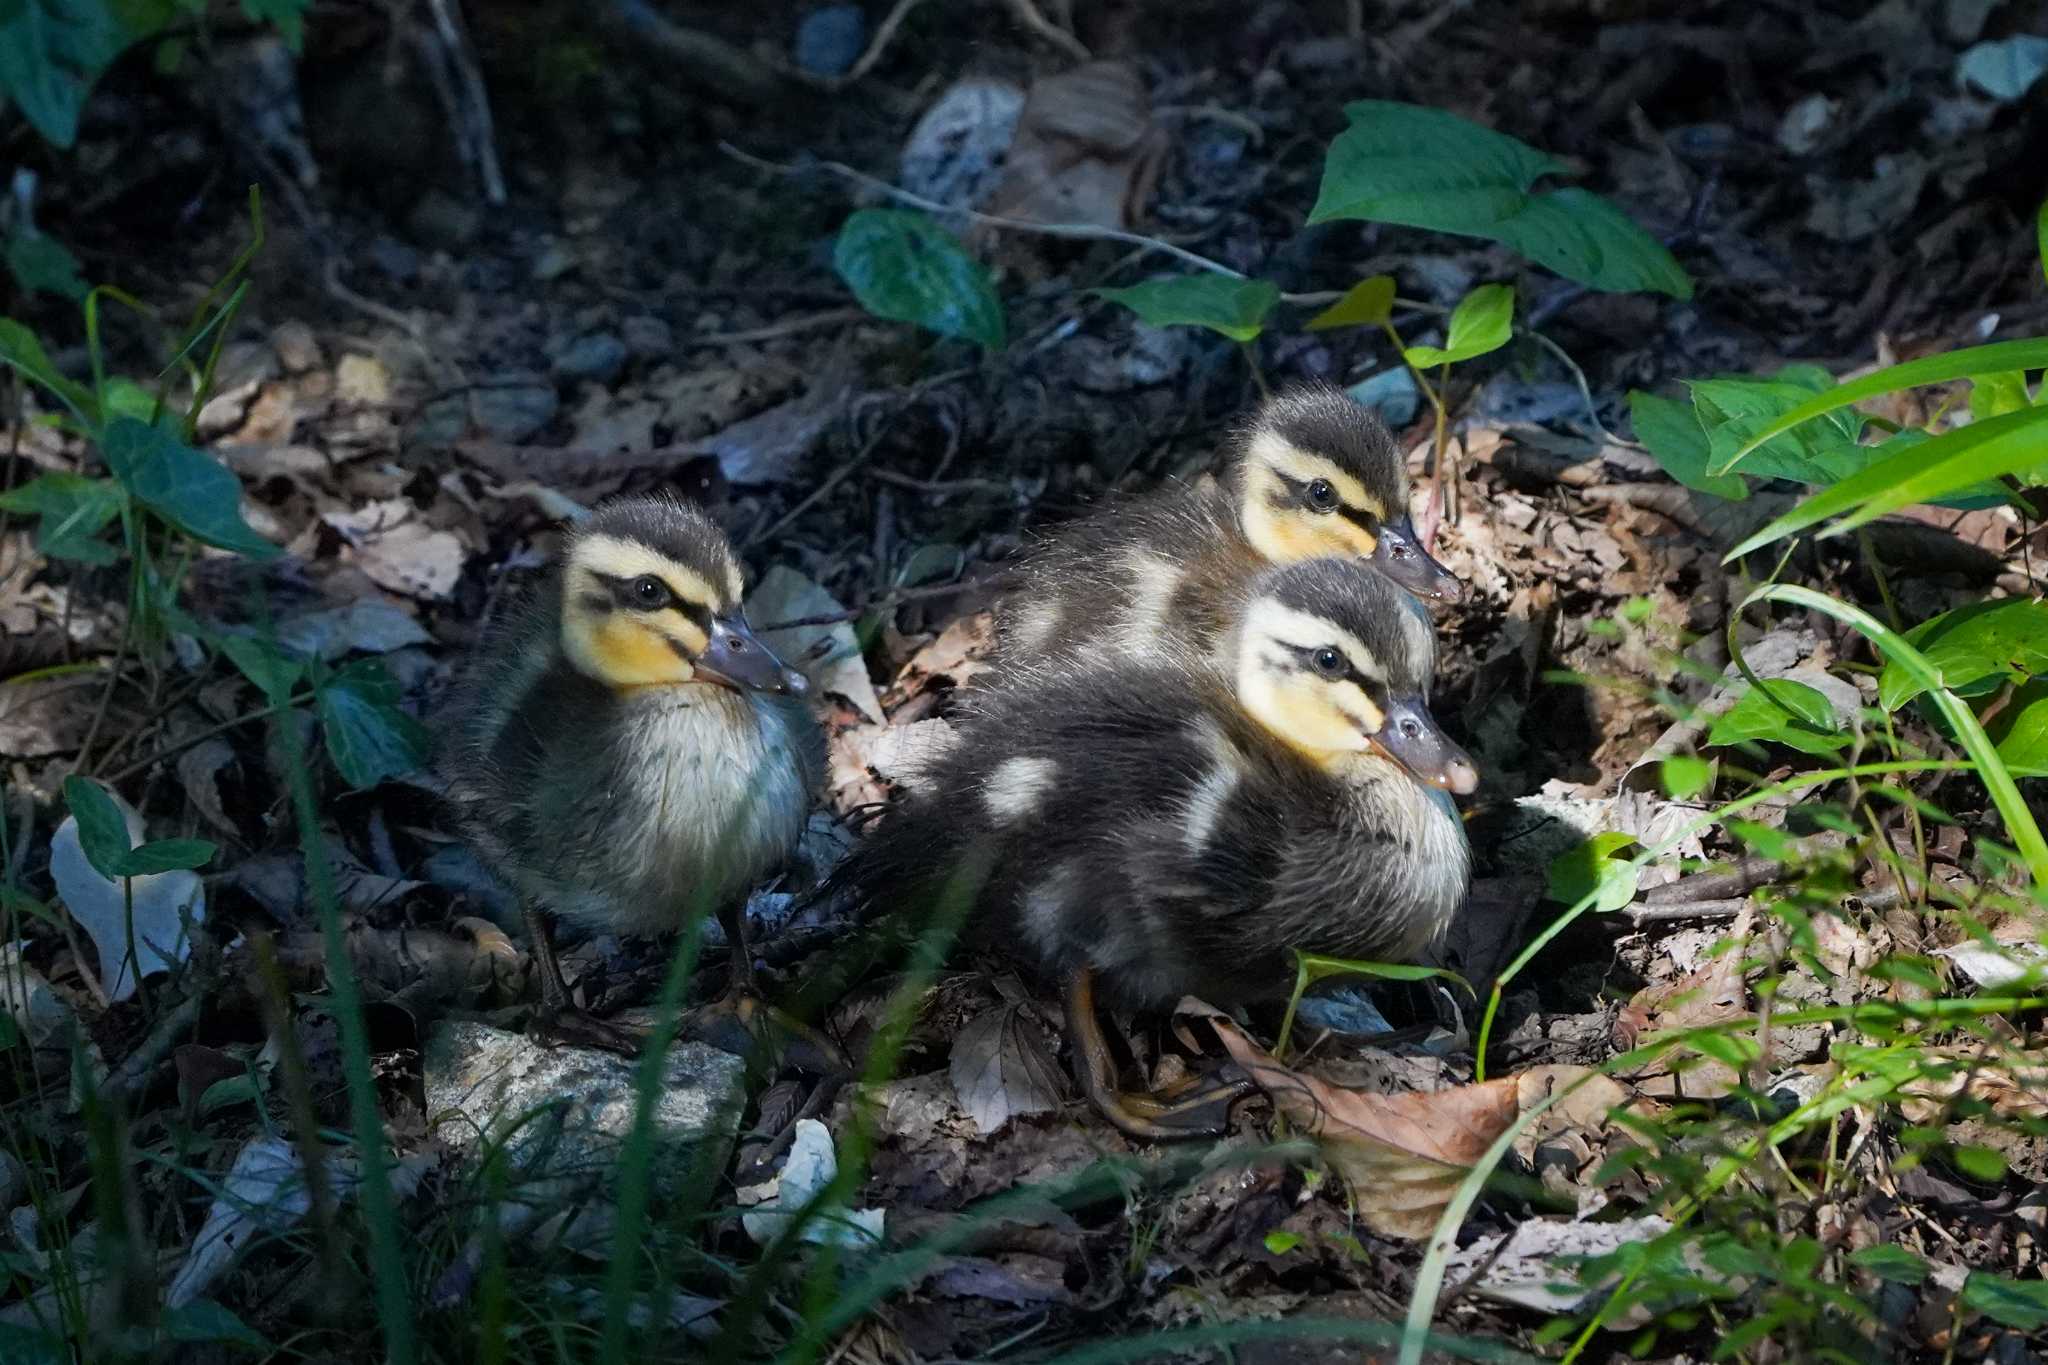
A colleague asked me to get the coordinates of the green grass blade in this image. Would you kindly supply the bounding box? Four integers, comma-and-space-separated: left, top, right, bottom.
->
1714, 336, 2048, 471
265, 606, 416, 1363
1740, 582, 2048, 885
1722, 407, 2048, 559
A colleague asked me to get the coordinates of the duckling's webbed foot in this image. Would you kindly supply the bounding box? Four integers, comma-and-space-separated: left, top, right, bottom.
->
523, 901, 646, 1058
1063, 967, 1252, 1141
680, 904, 850, 1077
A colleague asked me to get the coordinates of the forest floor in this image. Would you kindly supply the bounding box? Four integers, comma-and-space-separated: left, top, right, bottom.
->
5, 1, 2048, 1361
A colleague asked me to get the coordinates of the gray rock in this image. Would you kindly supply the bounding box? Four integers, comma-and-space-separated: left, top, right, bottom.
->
551, 333, 629, 386
472, 383, 559, 442
423, 1019, 745, 1197
621, 315, 673, 361
794, 5, 866, 78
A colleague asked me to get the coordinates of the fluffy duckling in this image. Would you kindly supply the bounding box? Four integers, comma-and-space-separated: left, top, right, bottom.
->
999, 383, 1461, 671
844, 556, 1476, 1137
442, 495, 824, 1054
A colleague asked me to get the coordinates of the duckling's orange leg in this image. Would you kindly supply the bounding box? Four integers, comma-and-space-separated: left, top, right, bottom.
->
523, 902, 645, 1057
1063, 967, 1253, 1141
679, 904, 850, 1076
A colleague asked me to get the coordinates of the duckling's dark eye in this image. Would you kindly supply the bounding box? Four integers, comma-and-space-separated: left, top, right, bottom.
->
630, 575, 672, 609
1305, 479, 1339, 513
1311, 647, 1346, 678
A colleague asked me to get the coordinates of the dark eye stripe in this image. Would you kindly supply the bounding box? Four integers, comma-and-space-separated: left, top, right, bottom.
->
592, 573, 713, 631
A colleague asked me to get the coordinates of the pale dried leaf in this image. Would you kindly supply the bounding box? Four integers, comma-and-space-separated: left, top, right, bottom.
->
950, 1003, 1065, 1135
321, 499, 464, 599
1450, 1214, 1677, 1319
49, 803, 205, 1004
750, 567, 883, 722
983, 61, 1165, 232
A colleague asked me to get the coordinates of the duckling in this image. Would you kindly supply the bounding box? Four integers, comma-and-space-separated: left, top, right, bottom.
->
842, 555, 1476, 1138
999, 383, 1462, 672
441, 495, 824, 1055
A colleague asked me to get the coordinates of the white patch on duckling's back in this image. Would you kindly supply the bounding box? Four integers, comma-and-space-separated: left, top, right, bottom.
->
983, 755, 1058, 822
1180, 719, 1244, 853
1020, 859, 1082, 957
1008, 599, 1064, 653
1117, 549, 1183, 660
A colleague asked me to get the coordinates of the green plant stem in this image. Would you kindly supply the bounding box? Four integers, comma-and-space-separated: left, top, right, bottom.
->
1472, 758, 2048, 1081
1241, 340, 1271, 398
274, 683, 415, 1363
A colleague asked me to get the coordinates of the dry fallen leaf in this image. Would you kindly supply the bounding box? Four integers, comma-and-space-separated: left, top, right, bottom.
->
749, 567, 884, 723
321, 499, 464, 600
49, 799, 206, 1004
950, 1002, 1066, 1135
981, 60, 1166, 233
1188, 1003, 1520, 1239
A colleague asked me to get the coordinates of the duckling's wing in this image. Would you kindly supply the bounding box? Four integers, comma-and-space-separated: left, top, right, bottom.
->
995, 480, 1246, 666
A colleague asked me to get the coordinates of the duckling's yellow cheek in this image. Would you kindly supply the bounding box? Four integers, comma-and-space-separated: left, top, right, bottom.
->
1245, 506, 1323, 565
593, 619, 691, 687
1322, 517, 1380, 560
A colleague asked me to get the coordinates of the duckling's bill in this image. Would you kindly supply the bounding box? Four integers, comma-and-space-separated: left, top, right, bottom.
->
1371, 515, 1463, 604
697, 613, 809, 695
1371, 695, 1479, 795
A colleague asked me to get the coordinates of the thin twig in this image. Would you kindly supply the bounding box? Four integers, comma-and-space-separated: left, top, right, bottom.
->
720, 142, 1252, 283
1001, 0, 1090, 59
758, 574, 1009, 632
683, 308, 870, 347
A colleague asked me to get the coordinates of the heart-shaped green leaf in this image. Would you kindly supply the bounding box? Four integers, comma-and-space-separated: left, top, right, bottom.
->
221, 634, 306, 705
63, 774, 136, 881
1093, 275, 1280, 343
833, 209, 1005, 351
0, 471, 124, 563
1305, 275, 1396, 331
61, 775, 214, 877
3, 227, 87, 300
1402, 283, 1514, 368
0, 0, 136, 147
0, 317, 97, 425
1309, 101, 1691, 299
317, 658, 429, 789
1546, 831, 1641, 913
1628, 391, 1748, 500
1880, 598, 2048, 711
100, 416, 278, 557
1707, 678, 1850, 755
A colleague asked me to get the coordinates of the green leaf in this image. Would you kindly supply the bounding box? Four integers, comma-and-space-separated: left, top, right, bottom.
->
1628, 391, 1748, 500
62, 774, 135, 880
1402, 283, 1513, 368
123, 837, 214, 874
1969, 371, 2034, 420
0, 471, 124, 562
1989, 680, 2048, 771
1717, 337, 2048, 470
0, 316, 98, 425
1689, 375, 1865, 484
1658, 754, 1713, 799
236, 0, 304, 49
1725, 407, 2048, 560
1962, 1271, 2048, 1331
1305, 274, 1395, 331
0, 0, 135, 146
1546, 831, 1640, 913
3, 227, 87, 299
1490, 187, 1693, 300
1847, 1245, 1927, 1286
220, 633, 305, 705
162, 1298, 270, 1350
1308, 101, 1690, 298
1951, 1144, 2008, 1182
1879, 598, 2048, 710
1092, 275, 1280, 343
1706, 678, 1850, 755
1540, 834, 1638, 916
1263, 1231, 1302, 1255
99, 415, 278, 557
1293, 950, 1473, 997
317, 659, 429, 790
832, 209, 1004, 351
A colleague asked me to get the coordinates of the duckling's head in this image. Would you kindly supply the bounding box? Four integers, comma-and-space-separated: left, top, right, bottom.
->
557, 496, 807, 695
1233, 557, 1478, 794
1228, 384, 1463, 603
